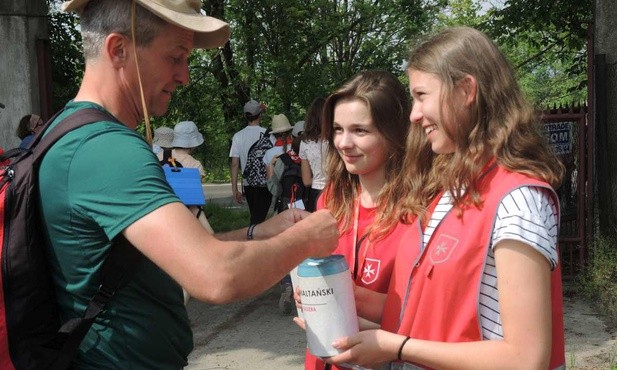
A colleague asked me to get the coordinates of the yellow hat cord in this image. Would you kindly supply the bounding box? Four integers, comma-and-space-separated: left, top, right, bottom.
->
131, 0, 153, 145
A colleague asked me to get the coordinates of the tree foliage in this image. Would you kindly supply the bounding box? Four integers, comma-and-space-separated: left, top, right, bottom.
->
46, 0, 590, 180
482, 0, 592, 108
162, 0, 443, 179
47, 1, 82, 113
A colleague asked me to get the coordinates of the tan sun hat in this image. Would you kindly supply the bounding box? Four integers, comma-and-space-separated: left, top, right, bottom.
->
270, 114, 292, 134
61, 0, 230, 49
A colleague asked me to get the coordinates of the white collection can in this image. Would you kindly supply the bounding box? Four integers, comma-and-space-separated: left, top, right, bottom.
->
289, 265, 303, 320
298, 255, 359, 357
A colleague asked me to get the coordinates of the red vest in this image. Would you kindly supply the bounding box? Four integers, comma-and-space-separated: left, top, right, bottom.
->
381, 166, 565, 369
307, 193, 412, 370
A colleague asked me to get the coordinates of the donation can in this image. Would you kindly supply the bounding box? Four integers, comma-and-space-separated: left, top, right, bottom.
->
298, 255, 359, 357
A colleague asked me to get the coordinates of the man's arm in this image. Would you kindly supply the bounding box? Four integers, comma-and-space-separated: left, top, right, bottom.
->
230, 156, 243, 203
123, 203, 338, 304
214, 207, 310, 241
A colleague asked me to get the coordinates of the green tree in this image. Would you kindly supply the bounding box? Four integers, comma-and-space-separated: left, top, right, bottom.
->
47, 0, 83, 113
483, 0, 592, 108
165, 0, 442, 180
46, 0, 590, 181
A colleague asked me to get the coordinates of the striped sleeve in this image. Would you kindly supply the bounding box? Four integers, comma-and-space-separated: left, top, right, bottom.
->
492, 186, 559, 269
480, 186, 559, 340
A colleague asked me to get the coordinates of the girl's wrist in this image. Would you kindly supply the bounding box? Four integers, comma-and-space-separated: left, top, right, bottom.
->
397, 336, 411, 361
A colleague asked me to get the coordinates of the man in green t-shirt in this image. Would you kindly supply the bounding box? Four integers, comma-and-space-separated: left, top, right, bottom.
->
40, 1, 339, 368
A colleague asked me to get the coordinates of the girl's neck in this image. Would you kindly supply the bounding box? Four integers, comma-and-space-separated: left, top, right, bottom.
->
358, 173, 385, 208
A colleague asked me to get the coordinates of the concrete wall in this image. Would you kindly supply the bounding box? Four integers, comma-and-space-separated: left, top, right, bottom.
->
0, 0, 48, 151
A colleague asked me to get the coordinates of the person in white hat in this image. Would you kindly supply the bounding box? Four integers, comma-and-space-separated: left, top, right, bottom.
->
152, 125, 174, 155
265, 116, 308, 314
263, 113, 295, 175
229, 99, 273, 224
32, 1, 338, 369
156, 120, 206, 178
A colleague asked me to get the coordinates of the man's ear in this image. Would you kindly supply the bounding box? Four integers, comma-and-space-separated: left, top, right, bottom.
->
459, 75, 478, 107
105, 33, 130, 67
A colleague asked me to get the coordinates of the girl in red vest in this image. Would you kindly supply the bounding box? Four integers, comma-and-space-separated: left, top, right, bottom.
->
299, 70, 417, 370
326, 27, 566, 370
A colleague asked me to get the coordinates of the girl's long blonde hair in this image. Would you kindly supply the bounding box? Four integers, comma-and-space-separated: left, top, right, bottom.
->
322, 70, 412, 241
401, 26, 564, 217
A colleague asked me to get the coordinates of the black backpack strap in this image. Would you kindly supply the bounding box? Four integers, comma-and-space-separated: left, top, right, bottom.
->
242, 133, 263, 178
32, 108, 117, 163
52, 235, 143, 370
247, 132, 264, 154
279, 152, 293, 167
195, 205, 204, 219
161, 148, 171, 165
26, 107, 143, 370
161, 148, 183, 168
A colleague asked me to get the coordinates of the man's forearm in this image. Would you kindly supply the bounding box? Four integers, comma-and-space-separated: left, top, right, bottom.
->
215, 223, 268, 241
215, 227, 248, 241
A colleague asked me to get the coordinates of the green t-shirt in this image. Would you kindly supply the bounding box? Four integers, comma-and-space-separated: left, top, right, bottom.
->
38, 101, 193, 369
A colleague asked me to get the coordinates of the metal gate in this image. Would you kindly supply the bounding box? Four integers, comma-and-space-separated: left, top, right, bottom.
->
540, 105, 590, 277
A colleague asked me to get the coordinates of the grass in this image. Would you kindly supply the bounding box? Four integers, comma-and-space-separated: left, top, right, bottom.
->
577, 233, 617, 328
570, 232, 617, 369
201, 202, 250, 232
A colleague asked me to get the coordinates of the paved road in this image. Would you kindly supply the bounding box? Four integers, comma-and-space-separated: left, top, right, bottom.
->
202, 183, 239, 207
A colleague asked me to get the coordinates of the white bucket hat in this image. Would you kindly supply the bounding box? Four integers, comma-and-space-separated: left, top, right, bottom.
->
292, 121, 305, 137
152, 126, 174, 148
270, 114, 292, 134
62, 0, 230, 49
172, 121, 204, 148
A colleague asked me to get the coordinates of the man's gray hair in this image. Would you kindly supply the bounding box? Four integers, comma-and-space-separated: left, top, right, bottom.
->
80, 0, 167, 60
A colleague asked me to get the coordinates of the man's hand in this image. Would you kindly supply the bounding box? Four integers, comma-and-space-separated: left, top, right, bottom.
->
255, 208, 311, 239
254, 209, 338, 258
291, 209, 339, 258
232, 188, 244, 204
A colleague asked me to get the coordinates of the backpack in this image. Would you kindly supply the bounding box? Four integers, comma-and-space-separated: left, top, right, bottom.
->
160, 148, 183, 168
267, 152, 306, 213
242, 132, 273, 187
0, 108, 143, 370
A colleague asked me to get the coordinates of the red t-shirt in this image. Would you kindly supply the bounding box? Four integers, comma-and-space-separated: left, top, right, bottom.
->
305, 192, 411, 370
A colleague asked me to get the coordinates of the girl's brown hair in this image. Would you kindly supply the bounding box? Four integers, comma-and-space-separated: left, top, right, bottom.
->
303, 97, 326, 142
402, 26, 564, 217
322, 70, 412, 240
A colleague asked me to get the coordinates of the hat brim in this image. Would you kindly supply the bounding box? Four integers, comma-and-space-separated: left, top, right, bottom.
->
172, 134, 204, 148
270, 127, 292, 135
62, 0, 230, 49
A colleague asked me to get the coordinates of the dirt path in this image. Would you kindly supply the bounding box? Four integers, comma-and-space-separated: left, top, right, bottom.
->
564, 289, 617, 369
186, 286, 617, 369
